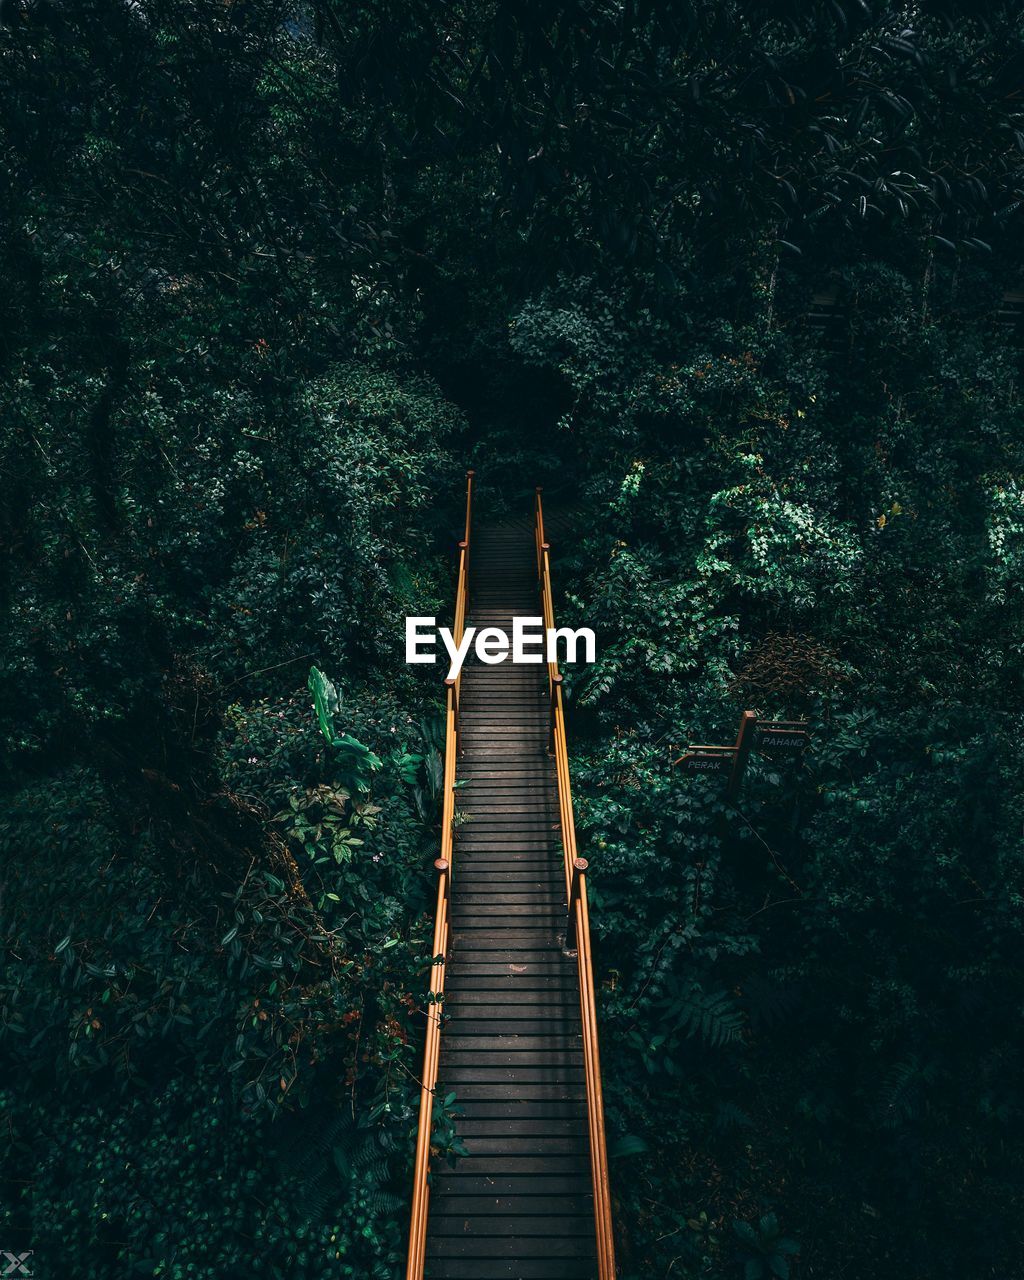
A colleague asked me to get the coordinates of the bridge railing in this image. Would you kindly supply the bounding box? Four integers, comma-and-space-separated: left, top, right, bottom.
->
405, 468, 473, 1280
534, 488, 618, 1280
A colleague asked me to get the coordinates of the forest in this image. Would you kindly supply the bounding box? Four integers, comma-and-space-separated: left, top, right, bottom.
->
2, 2, 1024, 1278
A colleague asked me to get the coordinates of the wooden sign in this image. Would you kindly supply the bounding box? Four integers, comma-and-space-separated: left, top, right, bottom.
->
678, 751, 733, 774
758, 720, 809, 753
758, 729, 808, 751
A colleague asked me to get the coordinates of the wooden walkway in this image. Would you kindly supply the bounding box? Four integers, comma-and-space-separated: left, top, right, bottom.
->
424, 516, 597, 1280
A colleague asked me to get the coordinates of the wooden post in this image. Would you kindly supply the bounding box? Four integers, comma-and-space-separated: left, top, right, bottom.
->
535, 487, 544, 583
464, 470, 474, 540
727, 711, 757, 802
445, 676, 459, 726
569, 857, 588, 918
457, 539, 469, 616
548, 673, 562, 754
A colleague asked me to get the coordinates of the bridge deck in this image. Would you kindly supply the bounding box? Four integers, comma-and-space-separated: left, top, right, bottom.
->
424, 517, 598, 1280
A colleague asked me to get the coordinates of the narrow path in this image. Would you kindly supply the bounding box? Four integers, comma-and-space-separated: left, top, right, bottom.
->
424, 515, 597, 1280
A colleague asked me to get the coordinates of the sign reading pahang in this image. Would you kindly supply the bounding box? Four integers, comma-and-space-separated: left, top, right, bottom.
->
407, 616, 596, 681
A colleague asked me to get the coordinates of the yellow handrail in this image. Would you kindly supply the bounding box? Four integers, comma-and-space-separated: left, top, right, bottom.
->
405, 469, 473, 1280
534, 487, 617, 1279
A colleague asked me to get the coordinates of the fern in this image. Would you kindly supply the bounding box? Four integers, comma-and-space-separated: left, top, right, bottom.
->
743, 971, 803, 1033
579, 653, 621, 706
659, 984, 746, 1048
878, 1056, 939, 1129
278, 1108, 405, 1223
714, 1101, 754, 1132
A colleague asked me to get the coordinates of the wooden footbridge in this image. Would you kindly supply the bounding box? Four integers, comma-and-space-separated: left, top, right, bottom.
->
406, 474, 616, 1280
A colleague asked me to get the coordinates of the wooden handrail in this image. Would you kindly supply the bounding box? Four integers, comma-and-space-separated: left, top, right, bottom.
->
534, 487, 618, 1280
406, 469, 473, 1280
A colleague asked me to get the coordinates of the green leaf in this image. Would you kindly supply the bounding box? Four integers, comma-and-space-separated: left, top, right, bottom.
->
608, 1133, 648, 1159
308, 665, 342, 744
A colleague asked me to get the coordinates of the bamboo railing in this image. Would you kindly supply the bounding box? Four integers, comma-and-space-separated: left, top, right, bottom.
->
405, 468, 473, 1280
534, 488, 618, 1280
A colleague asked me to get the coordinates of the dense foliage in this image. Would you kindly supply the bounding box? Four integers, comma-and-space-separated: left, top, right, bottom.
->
3, 2, 1024, 1278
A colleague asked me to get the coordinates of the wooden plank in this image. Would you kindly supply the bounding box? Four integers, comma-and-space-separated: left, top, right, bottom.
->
456, 840, 562, 850
445, 988, 576, 1002
446, 1010, 580, 1026
449, 935, 565, 951
459, 770, 552, 780
459, 802, 558, 813
454, 1101, 586, 1120
457, 820, 557, 830
445, 969, 575, 983
445, 1005, 580, 1023
444, 989, 578, 1004
423, 1262, 597, 1280
453, 885, 563, 896
445, 978, 576, 992
454, 1137, 588, 1157
429, 1216, 594, 1236
451, 904, 565, 920
457, 799, 555, 808
455, 851, 561, 861
429, 1175, 588, 1197
439, 1065, 587, 1085
447, 1020, 580, 1038
459, 708, 548, 715
441, 1052, 582, 1069
439, 1082, 586, 1102
459, 723, 546, 729
457, 1119, 586, 1137
450, 922, 563, 935
456, 828, 561, 838
454, 861, 561, 871
454, 886, 562, 896
433, 1155, 590, 1175
458, 823, 560, 832
444, 1034, 581, 1051
453, 869, 561, 880
459, 714, 546, 721
427, 1235, 594, 1258
452, 901, 566, 913
452, 874, 564, 887
458, 795, 555, 805
459, 793, 553, 804
459, 733, 548, 745
433, 1196, 593, 1217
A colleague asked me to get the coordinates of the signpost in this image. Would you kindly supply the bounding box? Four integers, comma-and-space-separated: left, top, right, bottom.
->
673, 712, 810, 798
